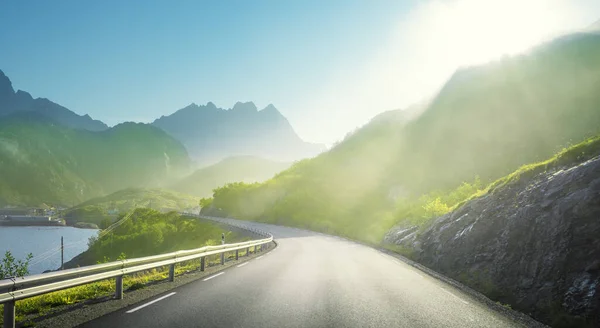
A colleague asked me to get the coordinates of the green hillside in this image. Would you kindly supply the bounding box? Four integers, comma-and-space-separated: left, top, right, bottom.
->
0, 113, 191, 206
78, 208, 237, 265
399, 33, 600, 192
204, 32, 600, 243
170, 156, 291, 197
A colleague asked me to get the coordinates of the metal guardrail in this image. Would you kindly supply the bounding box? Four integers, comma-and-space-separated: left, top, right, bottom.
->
0, 214, 273, 328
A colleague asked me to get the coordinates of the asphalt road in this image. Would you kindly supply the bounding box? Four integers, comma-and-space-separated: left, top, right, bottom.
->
78, 219, 526, 328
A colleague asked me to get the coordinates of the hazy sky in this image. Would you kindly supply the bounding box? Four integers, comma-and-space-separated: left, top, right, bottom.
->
1, 1, 599, 144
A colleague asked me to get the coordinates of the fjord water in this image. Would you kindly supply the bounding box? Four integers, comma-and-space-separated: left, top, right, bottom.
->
0, 226, 98, 274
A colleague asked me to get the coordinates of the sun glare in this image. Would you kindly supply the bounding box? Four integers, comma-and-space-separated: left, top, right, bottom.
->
416, 0, 579, 66
293, 0, 596, 144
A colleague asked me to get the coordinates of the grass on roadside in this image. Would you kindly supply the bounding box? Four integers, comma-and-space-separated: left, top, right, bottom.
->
0, 247, 257, 326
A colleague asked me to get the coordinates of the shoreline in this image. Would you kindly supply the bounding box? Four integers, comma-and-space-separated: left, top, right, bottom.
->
0, 221, 99, 229
0, 220, 66, 227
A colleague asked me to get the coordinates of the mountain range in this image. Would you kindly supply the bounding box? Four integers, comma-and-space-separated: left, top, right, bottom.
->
4, 29, 599, 210
0, 69, 323, 205
0, 69, 323, 166
152, 102, 324, 165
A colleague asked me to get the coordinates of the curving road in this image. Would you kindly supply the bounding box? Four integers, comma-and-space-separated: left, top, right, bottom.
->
78, 219, 527, 328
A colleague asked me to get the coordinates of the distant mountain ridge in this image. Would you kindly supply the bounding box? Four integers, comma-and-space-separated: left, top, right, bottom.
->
0, 69, 323, 165
0, 69, 108, 131
152, 101, 324, 165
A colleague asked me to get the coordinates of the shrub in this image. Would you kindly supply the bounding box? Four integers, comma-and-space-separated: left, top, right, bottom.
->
0, 251, 33, 279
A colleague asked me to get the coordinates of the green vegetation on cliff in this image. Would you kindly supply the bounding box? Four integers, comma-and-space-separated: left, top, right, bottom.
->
392, 135, 600, 232
204, 32, 600, 244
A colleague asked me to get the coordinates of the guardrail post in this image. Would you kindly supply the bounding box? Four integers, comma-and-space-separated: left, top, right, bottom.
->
200, 256, 205, 271
3, 300, 15, 328
115, 276, 123, 300
235, 249, 239, 260
246, 247, 250, 256
220, 252, 225, 265
168, 264, 175, 282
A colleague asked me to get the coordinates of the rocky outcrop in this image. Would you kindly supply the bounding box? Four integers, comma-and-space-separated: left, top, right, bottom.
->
385, 156, 600, 327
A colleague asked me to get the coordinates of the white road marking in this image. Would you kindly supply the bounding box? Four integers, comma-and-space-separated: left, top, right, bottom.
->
394, 260, 405, 266
237, 262, 249, 268
126, 292, 176, 313
203, 272, 225, 281
255, 256, 263, 260
439, 287, 469, 304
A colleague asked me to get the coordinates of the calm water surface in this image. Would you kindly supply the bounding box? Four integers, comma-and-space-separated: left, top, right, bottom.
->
0, 226, 98, 274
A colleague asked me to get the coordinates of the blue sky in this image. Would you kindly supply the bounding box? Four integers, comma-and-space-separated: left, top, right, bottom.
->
1, 1, 599, 143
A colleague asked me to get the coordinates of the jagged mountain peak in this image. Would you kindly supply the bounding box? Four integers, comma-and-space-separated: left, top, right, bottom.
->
206, 101, 217, 109
200, 101, 221, 112
15, 90, 33, 101
231, 101, 257, 112
261, 103, 278, 112
259, 103, 287, 122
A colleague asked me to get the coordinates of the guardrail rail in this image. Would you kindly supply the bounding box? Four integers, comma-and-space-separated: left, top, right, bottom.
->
0, 214, 273, 328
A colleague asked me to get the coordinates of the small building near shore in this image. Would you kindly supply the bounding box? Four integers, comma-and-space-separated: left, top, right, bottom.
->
4, 215, 53, 222
0, 215, 65, 226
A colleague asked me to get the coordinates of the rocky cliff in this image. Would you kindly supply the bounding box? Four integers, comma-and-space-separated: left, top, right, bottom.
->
385, 155, 600, 327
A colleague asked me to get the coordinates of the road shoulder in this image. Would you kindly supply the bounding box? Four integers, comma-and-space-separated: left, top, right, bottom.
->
28, 242, 276, 328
